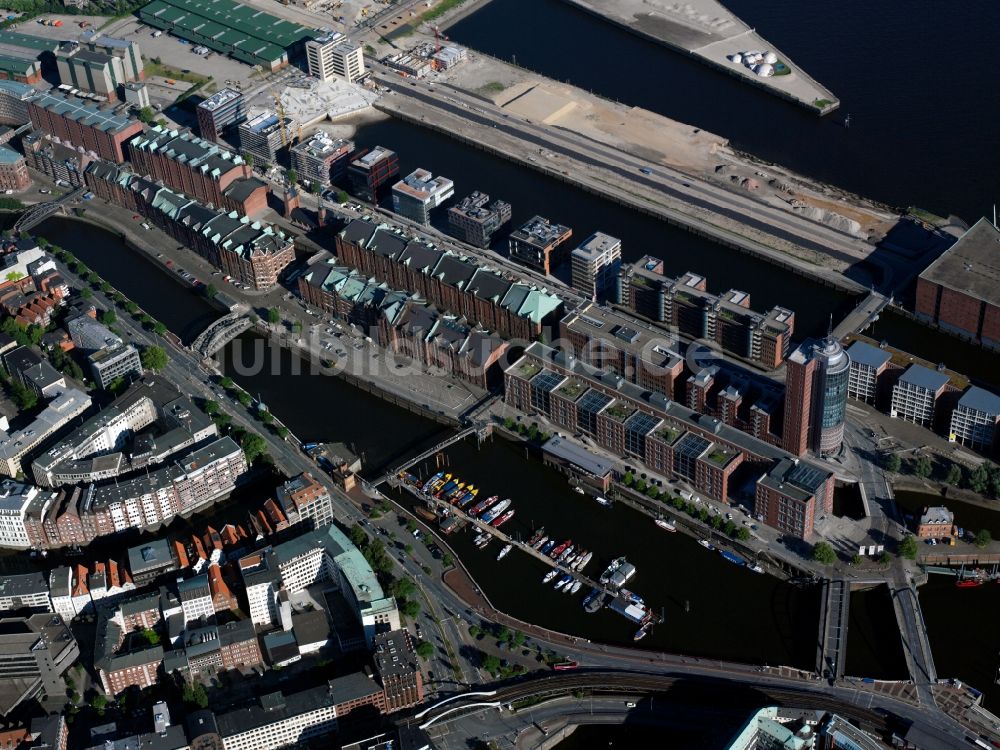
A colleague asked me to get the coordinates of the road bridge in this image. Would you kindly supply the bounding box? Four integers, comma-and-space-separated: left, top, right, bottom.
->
816, 578, 850, 680
373, 423, 489, 485
191, 313, 253, 357
890, 571, 938, 705
832, 290, 891, 340
14, 187, 86, 233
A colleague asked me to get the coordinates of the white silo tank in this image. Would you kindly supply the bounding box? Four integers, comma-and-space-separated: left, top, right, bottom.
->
763, 51, 778, 64
755, 63, 773, 77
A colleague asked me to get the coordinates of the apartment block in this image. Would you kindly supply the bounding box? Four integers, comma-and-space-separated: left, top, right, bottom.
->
950, 386, 1000, 451
890, 364, 949, 427
196, 88, 246, 142
391, 168, 454, 225
783, 337, 850, 457
507, 215, 572, 274
373, 629, 424, 711
446, 190, 512, 248
570, 232, 621, 300
275, 472, 333, 529
347, 146, 399, 201
291, 131, 354, 186
845, 340, 891, 403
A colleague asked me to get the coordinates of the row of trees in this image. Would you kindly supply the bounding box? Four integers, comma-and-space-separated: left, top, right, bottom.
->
884, 452, 1000, 499
348, 523, 422, 619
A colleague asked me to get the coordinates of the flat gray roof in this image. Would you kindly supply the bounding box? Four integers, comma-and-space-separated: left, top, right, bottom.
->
542, 436, 616, 477
958, 386, 1000, 415
919, 217, 1000, 305
898, 364, 949, 393
846, 340, 890, 369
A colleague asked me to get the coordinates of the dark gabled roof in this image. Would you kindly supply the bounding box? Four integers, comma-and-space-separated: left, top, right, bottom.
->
340, 219, 377, 246
368, 229, 407, 260
467, 268, 512, 302
434, 254, 475, 287
397, 241, 443, 274
224, 176, 266, 203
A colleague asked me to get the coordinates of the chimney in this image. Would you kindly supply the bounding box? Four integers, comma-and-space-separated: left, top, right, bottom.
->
282, 186, 300, 219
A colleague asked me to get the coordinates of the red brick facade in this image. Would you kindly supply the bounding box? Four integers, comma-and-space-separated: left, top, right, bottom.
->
27, 99, 142, 164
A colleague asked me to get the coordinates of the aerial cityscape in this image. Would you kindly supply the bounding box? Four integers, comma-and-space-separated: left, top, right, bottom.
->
0, 0, 996, 749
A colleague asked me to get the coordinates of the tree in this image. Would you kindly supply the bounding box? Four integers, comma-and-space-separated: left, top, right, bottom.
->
125, 301, 139, 315
812, 541, 836, 565
4, 270, 22, 282
389, 578, 416, 599
141, 345, 168, 372
100, 309, 117, 326
736, 527, 751, 541
137, 106, 155, 123
142, 628, 160, 646
106, 376, 127, 395
945, 463, 964, 486
899, 535, 918, 560
220, 376, 234, 390
969, 463, 991, 494
80, 287, 92, 300
883, 453, 901, 473
240, 432, 267, 464
415, 641, 434, 659
975, 529, 992, 549
400, 599, 420, 618
468, 624, 482, 638
91, 694, 108, 716
237, 391, 252, 407
851, 554, 863, 566
244, 153, 254, 167
481, 654, 501, 675
204, 400, 220, 416
913, 456, 933, 478
349, 523, 367, 548
276, 425, 289, 440
310, 182, 321, 194
9, 380, 37, 411
287, 167, 298, 186
336, 190, 349, 204
267, 308, 280, 324
291, 320, 303, 334
204, 283, 218, 299
623, 472, 633, 486
153, 321, 167, 336
182, 681, 209, 709
442, 553, 454, 568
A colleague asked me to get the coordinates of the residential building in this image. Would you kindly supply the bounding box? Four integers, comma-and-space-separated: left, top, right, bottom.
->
127, 126, 267, 217
446, 191, 512, 248
614, 257, 795, 369
214, 675, 386, 750
0, 482, 59, 549
238, 109, 294, 166
507, 215, 572, 274
373, 630, 424, 711
196, 88, 246, 142
916, 506, 955, 539
846, 340, 891, 404
4, 345, 65, 396
950, 386, 1000, 451
0, 614, 79, 715
330, 219, 564, 341
346, 146, 399, 201
178, 574, 214, 624
570, 232, 621, 300
26, 89, 143, 163
239, 548, 282, 630
85, 161, 293, 289
0, 571, 50, 610
207, 563, 239, 613
275, 472, 333, 529
916, 218, 1000, 351
290, 131, 354, 186
305, 32, 365, 83
391, 168, 454, 225
504, 342, 833, 538
0, 144, 29, 191
783, 336, 850, 456
890, 364, 949, 427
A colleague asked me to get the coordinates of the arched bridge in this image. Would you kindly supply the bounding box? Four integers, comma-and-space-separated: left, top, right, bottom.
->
14, 188, 86, 233
191, 313, 253, 357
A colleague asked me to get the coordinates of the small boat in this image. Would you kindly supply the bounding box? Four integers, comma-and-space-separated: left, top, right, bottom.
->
554, 573, 573, 590
528, 528, 547, 547
563, 553, 578, 567
956, 578, 984, 588
573, 551, 593, 572
585, 590, 607, 614
491, 509, 515, 528
634, 624, 651, 642
596, 496, 611, 507
469, 495, 498, 517
422, 471, 445, 493
698, 539, 715, 551
416, 506, 437, 522
550, 540, 571, 558
746, 562, 764, 574
542, 569, 559, 583
720, 550, 747, 567
473, 532, 487, 546
532, 535, 549, 551
540, 540, 556, 555
568, 580, 583, 595
563, 578, 577, 594
456, 487, 479, 507
478, 536, 492, 550
619, 588, 644, 606
481, 499, 512, 524
445, 482, 466, 500
497, 543, 513, 561
557, 545, 575, 564
600, 556, 627, 585
572, 486, 585, 495
655, 518, 676, 533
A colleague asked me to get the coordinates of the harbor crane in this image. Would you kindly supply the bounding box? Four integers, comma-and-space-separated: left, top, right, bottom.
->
252, 65, 290, 148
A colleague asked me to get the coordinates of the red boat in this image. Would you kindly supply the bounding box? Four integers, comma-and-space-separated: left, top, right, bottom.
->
491, 509, 515, 528
550, 540, 571, 558
956, 578, 984, 588
468, 495, 498, 517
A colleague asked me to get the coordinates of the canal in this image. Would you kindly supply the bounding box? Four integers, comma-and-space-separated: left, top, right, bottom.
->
448, 0, 1000, 225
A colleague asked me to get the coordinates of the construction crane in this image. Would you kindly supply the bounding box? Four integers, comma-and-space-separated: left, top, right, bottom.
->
253, 65, 289, 148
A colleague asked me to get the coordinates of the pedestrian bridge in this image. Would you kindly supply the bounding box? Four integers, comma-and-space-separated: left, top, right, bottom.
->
816, 578, 850, 680
13, 187, 86, 233
832, 290, 890, 340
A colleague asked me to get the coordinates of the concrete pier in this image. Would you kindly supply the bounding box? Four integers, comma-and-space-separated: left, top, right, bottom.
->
558, 0, 838, 114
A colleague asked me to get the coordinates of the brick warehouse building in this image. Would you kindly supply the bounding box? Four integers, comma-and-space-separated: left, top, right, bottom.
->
127, 126, 267, 217
27, 89, 143, 164
915, 218, 1000, 351
330, 219, 563, 341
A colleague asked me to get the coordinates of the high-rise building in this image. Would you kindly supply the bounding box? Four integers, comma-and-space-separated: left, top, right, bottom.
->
290, 131, 354, 186
238, 109, 295, 166
446, 191, 511, 247
783, 336, 850, 457
507, 215, 572, 275
196, 88, 246, 142
950, 386, 1000, 451
347, 146, 399, 201
391, 168, 454, 225
571, 231, 621, 300
305, 32, 365, 83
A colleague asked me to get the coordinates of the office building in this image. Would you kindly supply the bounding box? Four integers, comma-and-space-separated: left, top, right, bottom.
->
504, 342, 833, 538
0, 614, 79, 715
916, 218, 1000, 351
68, 312, 142, 389
305, 32, 365, 83
0, 388, 92, 480
0, 571, 50, 610
330, 219, 563, 341
571, 231, 621, 300
127, 125, 266, 217
446, 191, 511, 247
373, 630, 424, 711
290, 131, 354, 186
123, 81, 150, 109
239, 549, 282, 629
615, 257, 795, 369
347, 146, 399, 201
196, 88, 246, 142
846, 340, 891, 404
275, 472, 333, 529
26, 89, 143, 163
391, 168, 454, 225
783, 336, 850, 457
950, 386, 1000, 451
0, 145, 28, 191
238, 109, 294, 166
507, 215, 572, 274
178, 574, 214, 623
890, 364, 950, 427
86, 161, 294, 289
